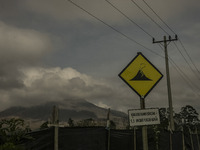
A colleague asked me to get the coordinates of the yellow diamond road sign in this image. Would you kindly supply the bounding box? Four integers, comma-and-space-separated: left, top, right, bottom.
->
119, 52, 163, 98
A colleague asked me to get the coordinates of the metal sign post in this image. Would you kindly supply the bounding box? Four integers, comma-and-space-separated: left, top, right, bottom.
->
140, 97, 148, 150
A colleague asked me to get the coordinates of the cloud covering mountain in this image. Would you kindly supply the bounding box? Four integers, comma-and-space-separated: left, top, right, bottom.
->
0, 0, 200, 114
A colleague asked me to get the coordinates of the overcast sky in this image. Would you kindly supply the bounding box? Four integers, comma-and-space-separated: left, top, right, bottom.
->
0, 0, 200, 113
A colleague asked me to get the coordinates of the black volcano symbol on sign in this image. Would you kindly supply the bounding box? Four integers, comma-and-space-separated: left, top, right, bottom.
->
130, 63, 152, 81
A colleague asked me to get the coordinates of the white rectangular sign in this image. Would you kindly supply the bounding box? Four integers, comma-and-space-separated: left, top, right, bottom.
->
128, 108, 160, 126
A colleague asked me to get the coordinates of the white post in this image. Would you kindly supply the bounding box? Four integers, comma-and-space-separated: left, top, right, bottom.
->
52, 105, 59, 150
107, 108, 110, 150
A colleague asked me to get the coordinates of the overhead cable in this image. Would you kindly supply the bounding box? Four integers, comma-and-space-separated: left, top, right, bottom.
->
178, 38, 200, 75
67, 0, 200, 97
130, 0, 169, 35
158, 44, 200, 96
105, 0, 153, 38
142, 0, 200, 80
142, 0, 176, 35
173, 42, 200, 80
169, 57, 200, 96
67, 0, 164, 58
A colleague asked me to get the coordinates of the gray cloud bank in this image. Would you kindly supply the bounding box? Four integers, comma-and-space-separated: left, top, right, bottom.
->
0, 0, 200, 113
0, 63, 198, 113
0, 21, 52, 90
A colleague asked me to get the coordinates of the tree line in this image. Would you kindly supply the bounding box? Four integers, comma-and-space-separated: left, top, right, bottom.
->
0, 105, 199, 149
158, 105, 199, 132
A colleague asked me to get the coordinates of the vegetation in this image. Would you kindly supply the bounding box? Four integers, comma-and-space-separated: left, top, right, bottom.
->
76, 118, 96, 127
40, 121, 49, 130
144, 105, 200, 150
68, 118, 75, 127
109, 120, 116, 129
174, 105, 200, 132
153, 105, 200, 131
64, 105, 200, 131
0, 105, 199, 150
0, 118, 32, 150
66, 117, 117, 129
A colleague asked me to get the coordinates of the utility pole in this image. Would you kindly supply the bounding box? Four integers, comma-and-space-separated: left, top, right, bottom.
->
153, 35, 178, 131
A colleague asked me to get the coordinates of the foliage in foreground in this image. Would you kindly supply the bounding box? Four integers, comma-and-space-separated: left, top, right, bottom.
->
0, 118, 32, 149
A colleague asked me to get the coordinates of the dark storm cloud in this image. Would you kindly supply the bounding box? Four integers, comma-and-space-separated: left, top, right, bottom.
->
0, 67, 124, 110
0, 0, 199, 114
0, 21, 52, 90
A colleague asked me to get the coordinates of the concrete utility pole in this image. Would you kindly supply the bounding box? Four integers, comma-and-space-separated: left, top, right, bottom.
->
153, 35, 178, 131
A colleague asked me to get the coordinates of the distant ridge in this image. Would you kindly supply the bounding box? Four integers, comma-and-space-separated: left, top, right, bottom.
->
0, 99, 127, 122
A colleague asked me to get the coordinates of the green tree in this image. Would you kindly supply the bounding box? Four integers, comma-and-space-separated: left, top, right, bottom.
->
40, 121, 49, 130
174, 112, 182, 130
0, 118, 32, 149
158, 108, 169, 130
68, 118, 74, 127
77, 118, 96, 127
0, 142, 24, 150
179, 105, 199, 125
110, 120, 116, 129
178, 105, 200, 132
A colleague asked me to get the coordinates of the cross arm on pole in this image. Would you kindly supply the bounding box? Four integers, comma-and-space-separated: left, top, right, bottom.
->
153, 35, 178, 43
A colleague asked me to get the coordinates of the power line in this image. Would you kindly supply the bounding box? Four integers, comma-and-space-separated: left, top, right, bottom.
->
159, 44, 200, 96
153, 36, 200, 126
178, 38, 200, 75
67, 0, 200, 97
173, 41, 200, 80
67, 0, 164, 58
142, 0, 176, 35
130, 0, 169, 35
141, 0, 200, 80
105, 0, 153, 38
106, 0, 199, 84
169, 57, 200, 97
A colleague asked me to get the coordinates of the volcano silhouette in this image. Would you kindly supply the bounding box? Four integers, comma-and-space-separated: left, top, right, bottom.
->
130, 70, 152, 81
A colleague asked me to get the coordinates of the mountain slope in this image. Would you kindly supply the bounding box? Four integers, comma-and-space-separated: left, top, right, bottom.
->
0, 99, 127, 123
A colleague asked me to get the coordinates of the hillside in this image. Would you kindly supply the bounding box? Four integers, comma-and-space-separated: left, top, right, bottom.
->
0, 99, 128, 128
